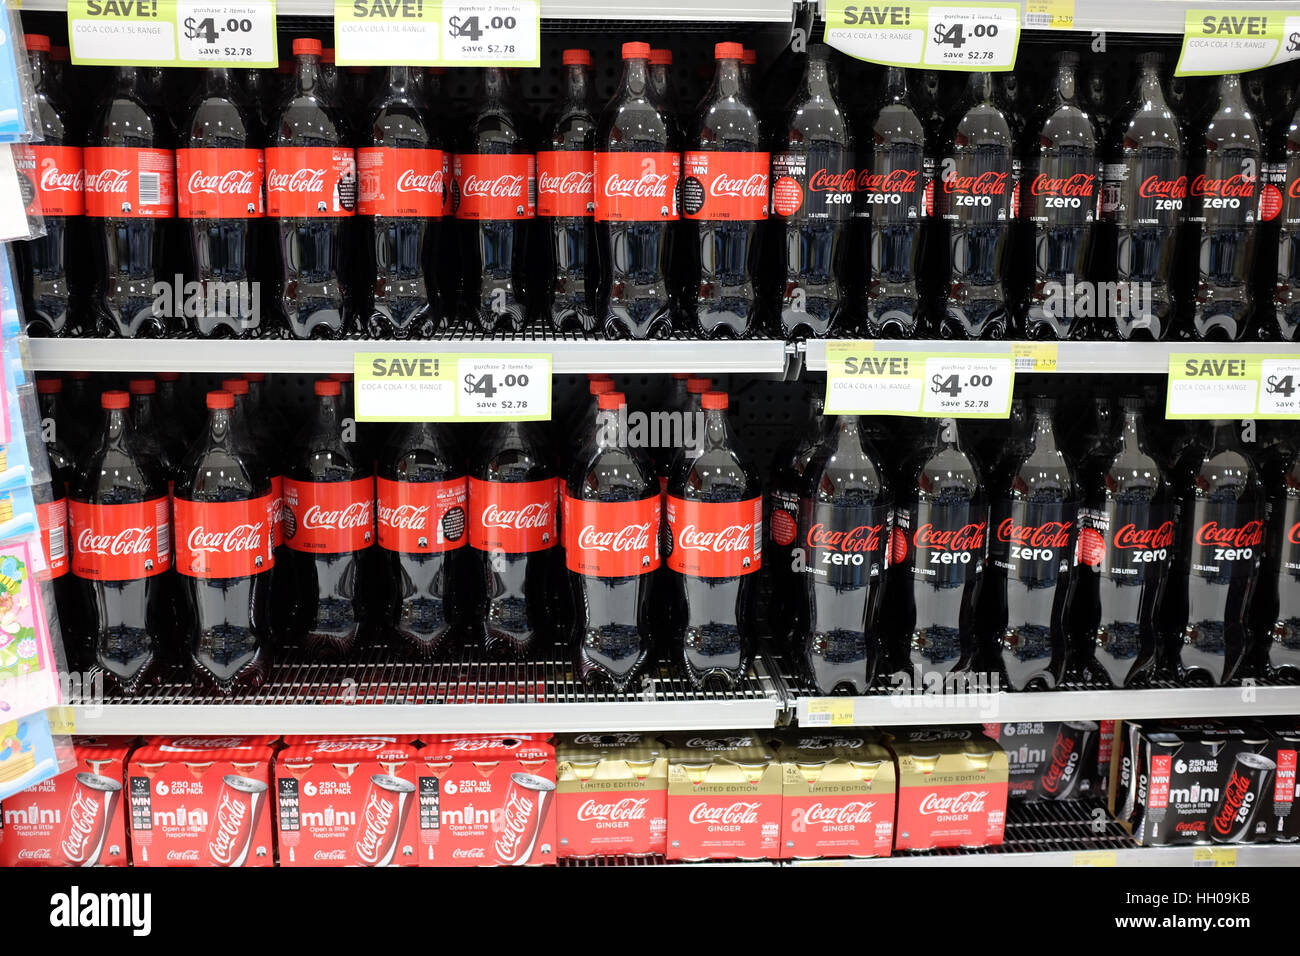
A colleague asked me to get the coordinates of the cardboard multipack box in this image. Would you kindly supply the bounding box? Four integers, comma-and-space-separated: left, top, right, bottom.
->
983, 720, 1113, 801
663, 732, 782, 861
555, 732, 667, 859
885, 727, 1008, 851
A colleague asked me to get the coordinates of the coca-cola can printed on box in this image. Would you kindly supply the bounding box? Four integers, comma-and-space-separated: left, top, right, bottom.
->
206, 775, 268, 867
887, 732, 1008, 851
0, 738, 131, 867
556, 733, 668, 859
664, 734, 782, 861
984, 721, 1106, 802
353, 774, 417, 866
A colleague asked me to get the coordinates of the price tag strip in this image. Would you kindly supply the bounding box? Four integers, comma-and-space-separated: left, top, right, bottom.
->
803, 699, 856, 727
1176, 8, 1300, 77
69, 0, 277, 67
335, 0, 538, 66
1166, 353, 1300, 420
824, 0, 1019, 71
354, 352, 551, 422
825, 342, 1015, 419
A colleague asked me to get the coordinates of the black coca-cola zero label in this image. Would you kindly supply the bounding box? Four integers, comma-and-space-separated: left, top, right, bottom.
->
893, 501, 986, 585
939, 151, 1012, 224
992, 500, 1075, 586
1105, 152, 1186, 228
1188, 500, 1263, 579
1191, 153, 1258, 227
854, 143, 924, 223
1025, 154, 1099, 226
801, 500, 890, 589
1076, 502, 1173, 581
770, 147, 854, 221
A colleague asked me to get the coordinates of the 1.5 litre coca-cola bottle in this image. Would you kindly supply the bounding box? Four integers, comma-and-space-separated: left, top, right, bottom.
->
469, 421, 558, 658
768, 44, 852, 337
595, 42, 681, 339
1102, 52, 1184, 340
938, 72, 1013, 339
456, 67, 536, 332
173, 390, 273, 694
1023, 52, 1099, 339
889, 418, 986, 684
1260, 446, 1300, 674
1071, 397, 1171, 687
69, 391, 172, 694
793, 415, 891, 694
856, 66, 926, 337
85, 66, 175, 337
1166, 420, 1263, 684
684, 42, 767, 337
565, 391, 660, 689
283, 379, 373, 658
539, 49, 597, 332
16, 34, 82, 337
176, 67, 264, 337
1189, 73, 1260, 341
359, 65, 443, 339
665, 391, 762, 687
982, 398, 1077, 690
267, 39, 355, 338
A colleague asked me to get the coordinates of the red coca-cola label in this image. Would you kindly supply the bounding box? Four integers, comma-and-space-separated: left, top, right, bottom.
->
36, 497, 68, 580
69, 498, 172, 580
666, 793, 782, 861
357, 146, 444, 217
556, 791, 667, 859
376, 476, 467, 554
83, 146, 175, 218
175, 148, 265, 219
681, 150, 769, 220
454, 153, 536, 220
282, 478, 374, 554
996, 517, 1072, 548
665, 495, 762, 577
894, 781, 1007, 851
537, 150, 594, 217
593, 151, 680, 222
780, 793, 894, 860
264, 146, 357, 217
1194, 519, 1264, 549
172, 494, 275, 578
562, 494, 660, 576
468, 477, 558, 553
1191, 173, 1255, 199
1138, 175, 1188, 200
16, 144, 84, 216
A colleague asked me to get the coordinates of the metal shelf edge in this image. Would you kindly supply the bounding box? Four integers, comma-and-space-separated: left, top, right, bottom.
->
791, 844, 1300, 867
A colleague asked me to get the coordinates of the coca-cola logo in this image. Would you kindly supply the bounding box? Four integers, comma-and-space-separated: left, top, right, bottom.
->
1190, 173, 1255, 198
186, 523, 264, 556
378, 503, 429, 532
59, 790, 100, 862
76, 525, 155, 558
1289, 522, 1300, 546
915, 521, 986, 552
314, 849, 348, 861
493, 789, 535, 861
1138, 174, 1188, 199
996, 518, 1072, 548
1288, 177, 1300, 200
1030, 172, 1095, 197
808, 168, 855, 193
1195, 520, 1264, 549
481, 500, 552, 531
603, 171, 669, 199
84, 168, 130, 193
577, 522, 652, 553
396, 168, 443, 194
943, 171, 1007, 195
452, 847, 486, 858
312, 739, 391, 753
917, 790, 987, 815
855, 168, 917, 193
17, 848, 52, 860
806, 522, 883, 553
1114, 520, 1174, 550
267, 168, 326, 194
40, 158, 83, 193
677, 523, 752, 554
797, 801, 874, 826
571, 733, 644, 746
539, 169, 593, 195
684, 736, 752, 750
166, 849, 201, 862
207, 790, 247, 866
186, 169, 257, 196
354, 790, 396, 863
709, 172, 768, 198
575, 797, 648, 822
163, 736, 249, 751
463, 173, 524, 198
1212, 767, 1252, 835
1039, 737, 1077, 796
687, 801, 760, 825
302, 501, 373, 532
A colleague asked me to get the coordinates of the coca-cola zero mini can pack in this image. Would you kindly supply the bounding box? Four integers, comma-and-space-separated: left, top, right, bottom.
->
983, 720, 1113, 801
555, 732, 668, 859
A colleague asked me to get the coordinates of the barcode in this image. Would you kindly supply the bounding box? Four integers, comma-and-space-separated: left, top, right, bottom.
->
1015, 357, 1036, 371
528, 175, 537, 208
48, 523, 65, 561
804, 712, 831, 726
138, 172, 161, 206
1024, 11, 1050, 27
156, 521, 170, 556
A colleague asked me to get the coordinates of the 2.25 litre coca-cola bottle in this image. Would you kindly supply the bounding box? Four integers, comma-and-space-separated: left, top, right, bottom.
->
173, 390, 273, 694
1260, 445, 1300, 674
69, 391, 173, 694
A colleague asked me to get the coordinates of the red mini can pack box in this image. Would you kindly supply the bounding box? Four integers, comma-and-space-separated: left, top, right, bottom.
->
416, 736, 557, 866
275, 738, 420, 866
664, 733, 782, 861
555, 732, 668, 859
127, 736, 275, 867
1, 737, 132, 867
887, 728, 1008, 852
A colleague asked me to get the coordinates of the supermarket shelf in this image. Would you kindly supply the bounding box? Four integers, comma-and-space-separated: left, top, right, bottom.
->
27, 335, 791, 375
25, 0, 796, 20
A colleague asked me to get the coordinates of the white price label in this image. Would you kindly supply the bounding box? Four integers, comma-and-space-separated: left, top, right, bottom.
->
354, 353, 457, 421
1166, 378, 1259, 418
335, 0, 441, 65
924, 5, 1019, 69
69, 15, 176, 63
457, 355, 550, 420
177, 0, 276, 65
825, 355, 925, 414
1258, 359, 1300, 417
441, 0, 538, 65
921, 356, 1013, 416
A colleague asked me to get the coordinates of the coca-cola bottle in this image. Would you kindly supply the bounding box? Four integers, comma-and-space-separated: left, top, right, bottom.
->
539, 49, 597, 332
1071, 397, 1172, 687
1101, 52, 1184, 340
595, 42, 682, 339
981, 398, 1078, 690
173, 390, 273, 694
792, 415, 891, 694
428, 67, 459, 320
684, 42, 767, 337
468, 421, 558, 658
358, 65, 443, 339
267, 39, 356, 338
455, 67, 536, 332
176, 67, 264, 337
664, 391, 762, 687
283, 379, 374, 659
1261, 446, 1300, 674
564, 375, 615, 464
1274, 90, 1300, 340
856, 66, 926, 338
128, 378, 183, 486
565, 391, 660, 689
768, 45, 853, 338
1188, 73, 1260, 341
938, 72, 1014, 339
15, 35, 82, 337
1166, 420, 1263, 684
69, 391, 172, 694
648, 49, 677, 118
1023, 53, 1099, 339
85, 66, 175, 337
35, 377, 79, 663
377, 421, 466, 658
889, 418, 986, 684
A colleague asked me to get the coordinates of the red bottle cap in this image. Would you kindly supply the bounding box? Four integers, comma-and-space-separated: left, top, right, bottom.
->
590, 378, 615, 395
101, 391, 129, 410
315, 380, 341, 397
128, 378, 156, 395
292, 38, 323, 57
649, 49, 672, 66
687, 377, 713, 394
715, 42, 743, 60
563, 49, 592, 66
598, 392, 626, 411
702, 391, 728, 410
24, 34, 50, 53
622, 41, 651, 60
157, 371, 180, 382
36, 377, 61, 395
742, 48, 757, 65
222, 378, 250, 395
207, 391, 235, 410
